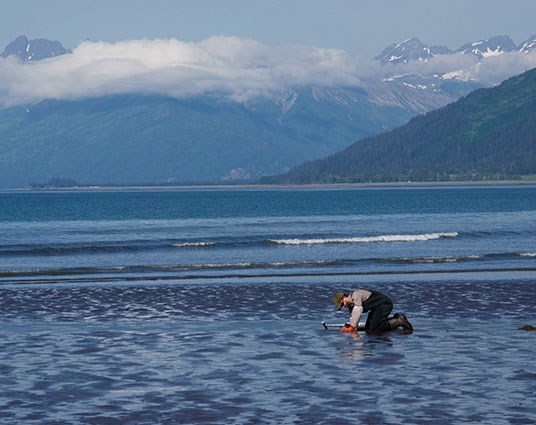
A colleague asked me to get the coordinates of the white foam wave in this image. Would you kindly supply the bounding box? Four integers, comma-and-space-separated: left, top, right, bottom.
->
269, 232, 458, 245
519, 252, 536, 257
170, 242, 216, 248
411, 254, 483, 263
196, 260, 336, 269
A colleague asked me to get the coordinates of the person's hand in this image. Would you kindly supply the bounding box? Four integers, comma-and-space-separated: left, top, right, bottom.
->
340, 324, 356, 332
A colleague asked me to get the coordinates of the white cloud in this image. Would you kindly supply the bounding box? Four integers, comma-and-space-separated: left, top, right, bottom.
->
473, 51, 536, 84
0, 36, 535, 107
0, 37, 369, 106
390, 50, 536, 85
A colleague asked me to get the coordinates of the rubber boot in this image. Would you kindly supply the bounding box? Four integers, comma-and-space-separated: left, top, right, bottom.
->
388, 313, 413, 332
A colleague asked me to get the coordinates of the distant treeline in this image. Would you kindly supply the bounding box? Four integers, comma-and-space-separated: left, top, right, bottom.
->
30, 178, 80, 188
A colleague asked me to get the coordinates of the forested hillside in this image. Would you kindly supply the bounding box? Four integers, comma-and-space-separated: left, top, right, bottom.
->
262, 68, 536, 184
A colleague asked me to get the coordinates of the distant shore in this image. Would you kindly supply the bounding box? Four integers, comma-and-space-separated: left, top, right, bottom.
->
4, 179, 536, 192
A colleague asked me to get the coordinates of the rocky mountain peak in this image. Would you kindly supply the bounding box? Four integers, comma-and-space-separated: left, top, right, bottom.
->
1, 35, 69, 61
375, 37, 452, 64
519, 34, 536, 54
456, 35, 518, 58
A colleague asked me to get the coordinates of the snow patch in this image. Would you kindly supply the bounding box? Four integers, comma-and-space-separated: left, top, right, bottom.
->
442, 69, 475, 81
481, 47, 504, 58
275, 91, 298, 115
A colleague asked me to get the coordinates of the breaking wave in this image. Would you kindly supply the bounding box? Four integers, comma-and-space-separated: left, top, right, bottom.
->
3, 250, 534, 284
0, 259, 342, 279
269, 232, 459, 245
392, 254, 484, 264
170, 242, 217, 248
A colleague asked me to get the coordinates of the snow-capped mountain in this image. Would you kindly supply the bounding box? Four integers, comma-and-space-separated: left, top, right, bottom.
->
374, 34, 534, 65
456, 35, 518, 58
519, 34, 536, 54
0, 33, 534, 187
0, 35, 68, 61
375, 37, 451, 64
372, 34, 536, 89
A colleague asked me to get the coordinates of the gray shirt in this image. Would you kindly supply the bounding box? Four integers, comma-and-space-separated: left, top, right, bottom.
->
349, 289, 372, 327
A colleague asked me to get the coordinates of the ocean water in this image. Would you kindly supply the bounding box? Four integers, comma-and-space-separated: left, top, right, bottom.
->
1, 186, 535, 424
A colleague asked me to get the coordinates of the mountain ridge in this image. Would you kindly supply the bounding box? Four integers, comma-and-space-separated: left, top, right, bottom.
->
0, 33, 535, 188
0, 35, 69, 61
0, 89, 421, 188
375, 34, 536, 64
4, 33, 534, 64
261, 68, 536, 184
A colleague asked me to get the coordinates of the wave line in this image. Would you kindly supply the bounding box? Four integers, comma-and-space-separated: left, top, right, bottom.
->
3, 267, 536, 286
269, 232, 458, 245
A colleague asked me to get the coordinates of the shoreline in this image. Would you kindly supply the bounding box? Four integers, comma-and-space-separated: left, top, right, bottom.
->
5, 179, 536, 192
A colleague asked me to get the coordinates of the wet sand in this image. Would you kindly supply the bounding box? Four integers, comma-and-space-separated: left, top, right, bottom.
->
1, 279, 535, 424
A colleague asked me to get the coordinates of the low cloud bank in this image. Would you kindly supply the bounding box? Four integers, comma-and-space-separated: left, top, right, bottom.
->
0, 36, 535, 107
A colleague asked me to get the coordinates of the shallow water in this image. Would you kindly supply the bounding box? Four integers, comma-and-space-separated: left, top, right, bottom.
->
1, 278, 535, 424
1, 187, 535, 423
2, 187, 536, 284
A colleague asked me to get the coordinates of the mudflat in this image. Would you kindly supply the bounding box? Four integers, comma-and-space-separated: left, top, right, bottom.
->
1, 279, 534, 424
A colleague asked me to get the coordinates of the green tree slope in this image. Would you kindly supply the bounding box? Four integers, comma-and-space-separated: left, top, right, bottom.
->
263, 68, 536, 184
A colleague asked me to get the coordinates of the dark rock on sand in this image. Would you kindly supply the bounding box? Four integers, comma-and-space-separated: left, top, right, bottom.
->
518, 325, 536, 331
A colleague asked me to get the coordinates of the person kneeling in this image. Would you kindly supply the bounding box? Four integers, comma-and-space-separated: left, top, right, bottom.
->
333, 289, 413, 333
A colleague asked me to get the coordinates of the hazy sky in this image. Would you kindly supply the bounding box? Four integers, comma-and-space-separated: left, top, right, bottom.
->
2, 0, 536, 58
